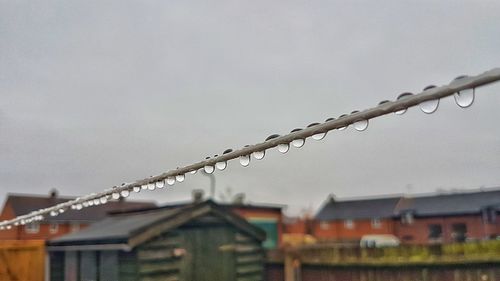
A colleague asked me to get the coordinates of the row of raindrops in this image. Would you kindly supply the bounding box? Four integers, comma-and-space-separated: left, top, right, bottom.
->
0, 76, 478, 230
200, 116, 370, 174
202, 76, 476, 174
390, 76, 475, 115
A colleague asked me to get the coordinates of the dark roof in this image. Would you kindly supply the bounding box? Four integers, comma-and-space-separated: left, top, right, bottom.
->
315, 196, 402, 220
51, 207, 180, 244
108, 200, 284, 215
400, 189, 500, 216
3, 194, 156, 222
316, 188, 500, 221
49, 200, 266, 247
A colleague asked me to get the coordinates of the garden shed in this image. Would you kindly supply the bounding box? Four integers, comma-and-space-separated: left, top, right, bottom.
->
47, 200, 266, 281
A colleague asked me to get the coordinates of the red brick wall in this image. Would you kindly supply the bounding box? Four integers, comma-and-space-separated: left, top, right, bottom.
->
395, 215, 497, 244
284, 219, 308, 234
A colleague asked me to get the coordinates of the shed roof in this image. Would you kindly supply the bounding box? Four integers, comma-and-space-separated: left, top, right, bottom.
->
49, 200, 266, 248
3, 193, 156, 222
108, 200, 284, 215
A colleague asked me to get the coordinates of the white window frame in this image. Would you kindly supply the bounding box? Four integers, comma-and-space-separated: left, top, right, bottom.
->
371, 218, 382, 229
344, 219, 354, 229
25, 222, 40, 234
49, 223, 59, 234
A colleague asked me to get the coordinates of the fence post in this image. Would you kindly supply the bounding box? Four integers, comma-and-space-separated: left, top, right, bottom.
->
284, 247, 302, 281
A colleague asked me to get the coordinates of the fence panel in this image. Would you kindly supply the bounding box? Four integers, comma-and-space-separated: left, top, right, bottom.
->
0, 240, 45, 281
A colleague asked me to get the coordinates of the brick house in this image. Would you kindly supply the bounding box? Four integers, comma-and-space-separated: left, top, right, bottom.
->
0, 190, 156, 240
311, 189, 500, 244
395, 190, 500, 244
313, 195, 400, 241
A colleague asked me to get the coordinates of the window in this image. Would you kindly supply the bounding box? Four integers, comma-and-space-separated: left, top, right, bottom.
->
428, 224, 442, 241
49, 223, 59, 234
371, 218, 381, 229
320, 221, 330, 230
25, 222, 40, 234
71, 223, 80, 232
401, 211, 414, 225
483, 208, 496, 224
344, 219, 354, 229
452, 223, 467, 243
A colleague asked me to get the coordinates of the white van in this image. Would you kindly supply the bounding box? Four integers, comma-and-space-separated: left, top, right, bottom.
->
360, 234, 400, 248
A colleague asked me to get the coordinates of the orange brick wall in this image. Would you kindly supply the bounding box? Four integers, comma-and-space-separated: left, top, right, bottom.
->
313, 218, 394, 241
284, 220, 308, 234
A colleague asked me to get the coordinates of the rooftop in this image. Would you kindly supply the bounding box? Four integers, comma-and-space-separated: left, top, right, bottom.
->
2, 193, 156, 222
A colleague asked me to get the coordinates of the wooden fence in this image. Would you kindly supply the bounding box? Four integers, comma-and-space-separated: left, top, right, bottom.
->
0, 240, 45, 281
267, 240, 500, 281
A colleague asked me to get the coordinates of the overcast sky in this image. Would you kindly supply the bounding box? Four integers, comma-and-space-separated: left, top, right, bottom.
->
1, 0, 500, 215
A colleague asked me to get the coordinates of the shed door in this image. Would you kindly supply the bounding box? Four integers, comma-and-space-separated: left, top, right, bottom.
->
180, 226, 235, 281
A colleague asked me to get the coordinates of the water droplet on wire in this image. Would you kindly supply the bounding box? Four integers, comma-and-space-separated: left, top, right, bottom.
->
166, 177, 176, 185
216, 161, 227, 170
176, 174, 185, 182
112, 193, 120, 200
253, 151, 265, 160
189, 169, 198, 174
141, 184, 148, 190
307, 123, 326, 140
454, 88, 474, 108
420, 99, 439, 114
147, 183, 156, 191
265, 134, 280, 141
353, 120, 369, 131
100, 197, 108, 204
223, 149, 233, 154
277, 143, 289, 153
133, 186, 141, 193
290, 128, 305, 148
156, 180, 165, 189
204, 165, 215, 174
337, 114, 349, 130
292, 139, 305, 148
395, 92, 413, 115
120, 190, 130, 198
239, 155, 250, 167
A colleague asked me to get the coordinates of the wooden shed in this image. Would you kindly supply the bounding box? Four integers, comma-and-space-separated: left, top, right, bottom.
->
47, 200, 266, 281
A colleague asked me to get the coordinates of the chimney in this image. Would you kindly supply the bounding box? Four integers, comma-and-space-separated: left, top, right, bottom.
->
233, 193, 245, 205
49, 189, 58, 199
192, 189, 204, 203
